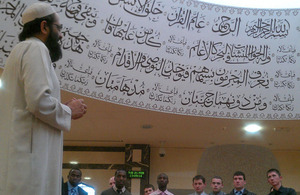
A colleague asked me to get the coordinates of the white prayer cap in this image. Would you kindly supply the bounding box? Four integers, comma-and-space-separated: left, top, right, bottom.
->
22, 2, 56, 25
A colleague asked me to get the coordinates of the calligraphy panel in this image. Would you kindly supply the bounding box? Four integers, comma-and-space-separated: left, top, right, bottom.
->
1, 0, 300, 119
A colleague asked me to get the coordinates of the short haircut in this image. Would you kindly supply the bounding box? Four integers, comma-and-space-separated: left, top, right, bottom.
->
157, 173, 168, 179
193, 175, 206, 184
211, 176, 223, 183
68, 168, 82, 176
267, 168, 281, 177
19, 13, 56, 41
144, 184, 155, 190
233, 171, 246, 180
115, 169, 127, 177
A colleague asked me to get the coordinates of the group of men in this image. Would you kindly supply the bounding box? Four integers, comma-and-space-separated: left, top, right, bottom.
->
142, 169, 296, 195
62, 168, 296, 195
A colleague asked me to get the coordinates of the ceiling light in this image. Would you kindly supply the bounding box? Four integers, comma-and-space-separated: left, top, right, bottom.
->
0, 79, 2, 88
244, 124, 262, 133
84, 177, 91, 180
70, 161, 78, 164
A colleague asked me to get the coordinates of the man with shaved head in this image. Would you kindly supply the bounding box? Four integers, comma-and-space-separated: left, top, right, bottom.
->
150, 173, 174, 195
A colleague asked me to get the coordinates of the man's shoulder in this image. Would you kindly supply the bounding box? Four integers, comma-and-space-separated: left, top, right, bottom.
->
101, 187, 114, 195
282, 186, 296, 195
124, 189, 132, 195
244, 189, 256, 195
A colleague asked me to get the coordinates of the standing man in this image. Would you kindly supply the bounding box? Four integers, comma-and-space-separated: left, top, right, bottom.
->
209, 176, 226, 195
0, 2, 87, 195
101, 170, 132, 195
267, 168, 296, 195
227, 171, 256, 195
62, 168, 88, 195
144, 184, 155, 195
150, 173, 174, 195
189, 175, 208, 195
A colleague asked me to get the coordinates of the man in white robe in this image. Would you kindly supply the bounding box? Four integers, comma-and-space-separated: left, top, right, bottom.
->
0, 2, 87, 195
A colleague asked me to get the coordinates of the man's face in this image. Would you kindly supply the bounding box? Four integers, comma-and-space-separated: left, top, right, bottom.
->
144, 187, 154, 195
233, 175, 246, 190
45, 13, 63, 62
115, 171, 127, 189
210, 178, 223, 193
157, 174, 169, 189
193, 179, 206, 193
267, 171, 282, 187
109, 176, 115, 187
68, 169, 82, 187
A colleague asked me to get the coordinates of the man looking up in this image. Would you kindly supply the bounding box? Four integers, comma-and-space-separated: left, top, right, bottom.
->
267, 168, 296, 195
62, 168, 88, 195
209, 176, 226, 195
0, 2, 87, 195
228, 171, 256, 195
101, 170, 132, 195
150, 173, 174, 195
189, 175, 208, 195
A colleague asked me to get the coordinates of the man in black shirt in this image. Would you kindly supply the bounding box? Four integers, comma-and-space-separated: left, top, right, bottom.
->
267, 168, 296, 195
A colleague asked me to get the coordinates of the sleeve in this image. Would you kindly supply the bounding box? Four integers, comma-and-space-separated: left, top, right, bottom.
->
21, 41, 71, 131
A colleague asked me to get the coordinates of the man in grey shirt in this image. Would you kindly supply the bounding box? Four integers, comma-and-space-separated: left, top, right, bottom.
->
189, 175, 208, 195
209, 176, 226, 195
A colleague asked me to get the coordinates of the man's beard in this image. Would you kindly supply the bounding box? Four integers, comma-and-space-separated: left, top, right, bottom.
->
45, 28, 62, 63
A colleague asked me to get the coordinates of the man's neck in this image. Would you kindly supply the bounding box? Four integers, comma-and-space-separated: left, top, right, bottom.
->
159, 187, 167, 192
235, 188, 244, 192
273, 183, 282, 191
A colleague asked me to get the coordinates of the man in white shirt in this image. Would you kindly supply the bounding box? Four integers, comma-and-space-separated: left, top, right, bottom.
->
150, 173, 174, 195
0, 2, 87, 195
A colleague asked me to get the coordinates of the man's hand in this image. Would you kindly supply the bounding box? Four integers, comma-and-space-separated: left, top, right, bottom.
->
65, 98, 87, 120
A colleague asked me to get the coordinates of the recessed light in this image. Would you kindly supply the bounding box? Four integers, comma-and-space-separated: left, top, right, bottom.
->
244, 124, 262, 133
70, 161, 78, 164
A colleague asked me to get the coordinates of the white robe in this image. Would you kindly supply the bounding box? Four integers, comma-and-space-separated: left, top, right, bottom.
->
0, 37, 71, 195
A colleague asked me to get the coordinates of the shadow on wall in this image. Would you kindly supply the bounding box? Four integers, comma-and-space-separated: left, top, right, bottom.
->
197, 144, 279, 195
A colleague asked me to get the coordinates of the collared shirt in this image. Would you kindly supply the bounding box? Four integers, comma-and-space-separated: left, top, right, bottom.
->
209, 191, 226, 195
234, 189, 244, 195
67, 182, 79, 195
113, 185, 126, 194
150, 189, 174, 195
268, 186, 296, 195
191, 191, 208, 195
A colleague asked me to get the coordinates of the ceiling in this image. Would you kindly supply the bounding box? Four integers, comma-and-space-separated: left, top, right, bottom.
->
1, 68, 300, 150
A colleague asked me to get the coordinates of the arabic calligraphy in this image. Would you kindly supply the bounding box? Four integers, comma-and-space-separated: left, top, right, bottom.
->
108, 0, 164, 21
1, 0, 300, 119
167, 7, 206, 31
189, 40, 271, 65
104, 14, 162, 48
245, 18, 290, 39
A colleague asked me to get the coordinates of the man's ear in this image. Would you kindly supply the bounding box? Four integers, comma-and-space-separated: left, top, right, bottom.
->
40, 20, 49, 34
